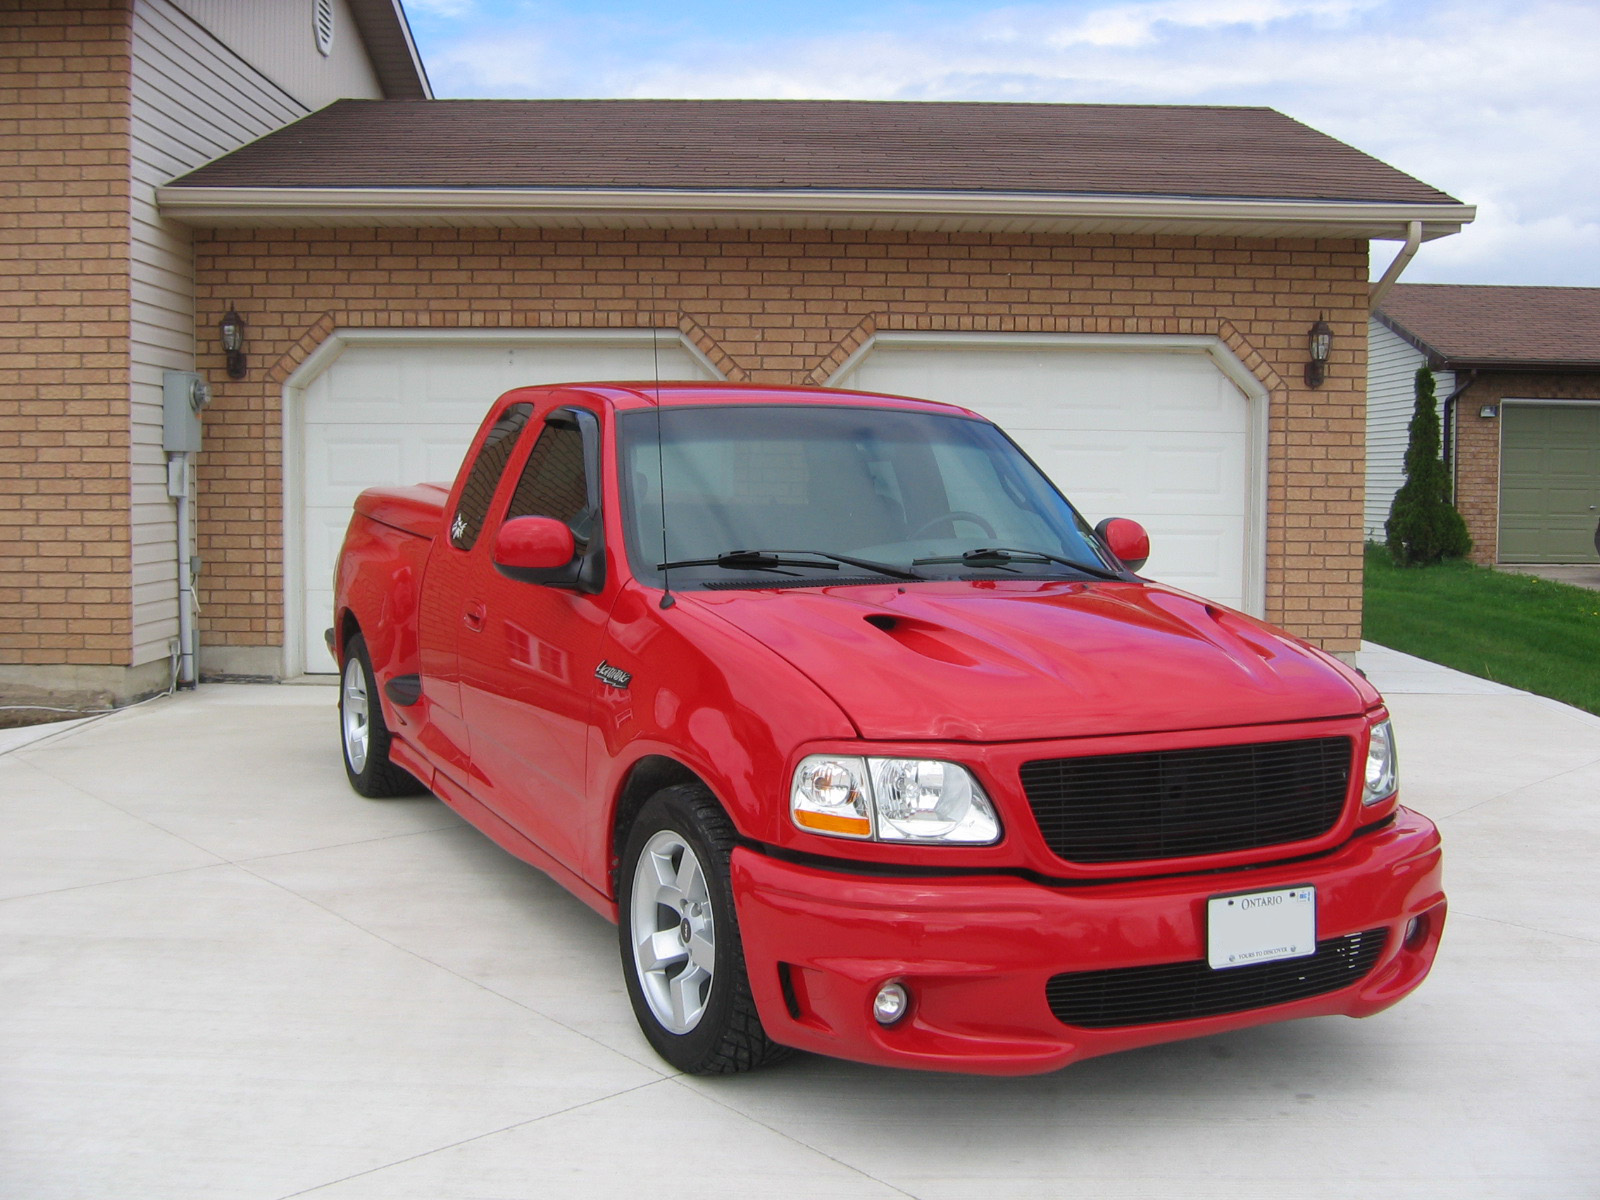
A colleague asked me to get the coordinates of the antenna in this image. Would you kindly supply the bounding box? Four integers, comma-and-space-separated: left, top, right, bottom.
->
651, 284, 674, 609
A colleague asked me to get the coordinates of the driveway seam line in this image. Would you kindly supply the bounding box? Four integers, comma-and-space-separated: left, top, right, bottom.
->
271, 1077, 673, 1199
0, 858, 230, 906
228, 821, 469, 864
1438, 752, 1600, 819
667, 1075, 921, 1198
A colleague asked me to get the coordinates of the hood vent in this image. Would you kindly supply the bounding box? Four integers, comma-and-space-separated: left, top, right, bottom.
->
862, 612, 980, 667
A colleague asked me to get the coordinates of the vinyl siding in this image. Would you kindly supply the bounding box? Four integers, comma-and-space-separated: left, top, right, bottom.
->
169, 0, 383, 110
129, 0, 378, 664
1365, 318, 1453, 539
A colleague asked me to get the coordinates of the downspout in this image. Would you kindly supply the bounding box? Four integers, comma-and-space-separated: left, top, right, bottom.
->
1369, 219, 1423, 310
1440, 369, 1478, 500
166, 453, 198, 688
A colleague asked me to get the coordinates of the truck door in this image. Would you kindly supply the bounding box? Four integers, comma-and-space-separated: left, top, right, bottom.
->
456, 405, 613, 869
416, 401, 534, 785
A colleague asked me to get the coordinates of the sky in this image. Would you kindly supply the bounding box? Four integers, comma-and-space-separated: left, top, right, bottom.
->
399, 0, 1600, 287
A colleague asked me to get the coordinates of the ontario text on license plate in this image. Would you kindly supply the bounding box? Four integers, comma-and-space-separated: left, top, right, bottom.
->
1207, 886, 1316, 970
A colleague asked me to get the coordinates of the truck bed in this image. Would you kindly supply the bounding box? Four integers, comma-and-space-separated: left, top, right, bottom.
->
352, 483, 449, 540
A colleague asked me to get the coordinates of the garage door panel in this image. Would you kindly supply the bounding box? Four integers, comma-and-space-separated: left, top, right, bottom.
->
967, 362, 1245, 435
1499, 404, 1600, 563
312, 353, 404, 407
1547, 448, 1593, 475
420, 351, 525, 408
309, 437, 403, 494
298, 337, 717, 672
1138, 524, 1242, 606
303, 424, 466, 506
1020, 433, 1242, 518
424, 438, 473, 484
1146, 443, 1245, 512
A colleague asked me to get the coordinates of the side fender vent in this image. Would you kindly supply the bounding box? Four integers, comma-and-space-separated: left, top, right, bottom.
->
384, 674, 423, 707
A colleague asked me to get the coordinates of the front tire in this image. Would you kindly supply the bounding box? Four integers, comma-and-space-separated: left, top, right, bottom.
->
618, 785, 792, 1074
340, 633, 424, 798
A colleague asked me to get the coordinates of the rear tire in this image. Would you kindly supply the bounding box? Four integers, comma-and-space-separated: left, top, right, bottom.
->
340, 633, 424, 797
618, 784, 793, 1074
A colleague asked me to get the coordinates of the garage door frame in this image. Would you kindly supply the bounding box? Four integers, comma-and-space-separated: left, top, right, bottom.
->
1496, 396, 1600, 564
826, 331, 1270, 616
280, 327, 723, 677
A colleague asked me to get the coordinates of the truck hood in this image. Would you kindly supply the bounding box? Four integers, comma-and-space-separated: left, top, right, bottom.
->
688, 580, 1372, 742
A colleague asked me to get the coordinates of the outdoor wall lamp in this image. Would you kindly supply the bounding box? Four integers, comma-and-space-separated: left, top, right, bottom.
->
219, 306, 247, 380
1305, 316, 1332, 389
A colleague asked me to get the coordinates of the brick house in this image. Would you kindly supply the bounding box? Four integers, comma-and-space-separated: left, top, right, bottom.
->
1367, 284, 1600, 563
4, 1, 1475, 706
2, 0, 427, 706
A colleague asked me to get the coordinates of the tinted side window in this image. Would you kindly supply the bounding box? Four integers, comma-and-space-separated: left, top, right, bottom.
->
451, 403, 532, 550
506, 418, 591, 538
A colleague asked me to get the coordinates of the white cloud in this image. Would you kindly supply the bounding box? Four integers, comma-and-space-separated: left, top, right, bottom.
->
1042, 0, 1383, 48
412, 0, 1600, 284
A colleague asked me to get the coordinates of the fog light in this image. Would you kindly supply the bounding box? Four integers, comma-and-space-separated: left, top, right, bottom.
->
872, 981, 909, 1026
1404, 915, 1427, 950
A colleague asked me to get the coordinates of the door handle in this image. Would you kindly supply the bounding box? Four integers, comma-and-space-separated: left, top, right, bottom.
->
463, 601, 486, 631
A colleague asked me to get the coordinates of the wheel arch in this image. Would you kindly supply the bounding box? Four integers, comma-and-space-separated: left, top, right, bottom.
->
609, 755, 717, 898
336, 607, 361, 665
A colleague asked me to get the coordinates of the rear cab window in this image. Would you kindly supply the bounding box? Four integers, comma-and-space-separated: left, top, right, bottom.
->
450, 403, 533, 551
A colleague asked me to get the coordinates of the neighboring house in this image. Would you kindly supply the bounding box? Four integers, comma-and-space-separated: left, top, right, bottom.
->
4, 2, 1475, 706
1368, 284, 1600, 564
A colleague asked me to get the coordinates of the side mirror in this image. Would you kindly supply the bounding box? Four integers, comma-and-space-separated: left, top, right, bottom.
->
494, 516, 575, 572
1094, 517, 1150, 573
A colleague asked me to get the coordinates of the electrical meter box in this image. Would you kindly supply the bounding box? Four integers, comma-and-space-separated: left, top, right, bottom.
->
163, 371, 211, 454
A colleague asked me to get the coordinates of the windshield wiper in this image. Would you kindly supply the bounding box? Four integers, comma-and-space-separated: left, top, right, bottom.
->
912, 546, 1123, 581
657, 549, 923, 581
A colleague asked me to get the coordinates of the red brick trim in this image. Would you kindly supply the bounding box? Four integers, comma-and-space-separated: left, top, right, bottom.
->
804, 316, 877, 385
269, 314, 338, 385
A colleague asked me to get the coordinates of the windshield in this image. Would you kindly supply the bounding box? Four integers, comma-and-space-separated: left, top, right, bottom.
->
617, 404, 1112, 589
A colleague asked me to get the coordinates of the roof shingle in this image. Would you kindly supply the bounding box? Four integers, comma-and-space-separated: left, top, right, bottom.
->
169, 99, 1459, 205
1377, 284, 1600, 368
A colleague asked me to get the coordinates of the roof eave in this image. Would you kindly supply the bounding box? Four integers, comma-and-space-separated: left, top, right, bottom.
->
1436, 356, 1600, 373
154, 185, 1475, 238
346, 0, 432, 99
1372, 309, 1445, 360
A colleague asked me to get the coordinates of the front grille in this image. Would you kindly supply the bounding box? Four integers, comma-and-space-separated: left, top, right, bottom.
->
1019, 736, 1352, 864
1046, 928, 1388, 1029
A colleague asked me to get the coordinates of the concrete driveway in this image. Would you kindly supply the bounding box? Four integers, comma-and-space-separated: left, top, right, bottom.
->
3, 645, 1597, 1199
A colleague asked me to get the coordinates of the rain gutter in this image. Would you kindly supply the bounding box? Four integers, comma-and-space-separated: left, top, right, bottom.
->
155, 186, 1476, 238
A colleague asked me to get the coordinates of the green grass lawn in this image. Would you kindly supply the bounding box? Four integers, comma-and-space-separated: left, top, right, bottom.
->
1363, 544, 1600, 717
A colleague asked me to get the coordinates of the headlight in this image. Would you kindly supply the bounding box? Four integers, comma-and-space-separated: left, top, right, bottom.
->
1362, 718, 1398, 805
791, 757, 872, 838
791, 755, 1000, 844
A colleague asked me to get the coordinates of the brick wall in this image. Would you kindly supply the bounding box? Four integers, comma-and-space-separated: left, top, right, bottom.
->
1454, 371, 1600, 563
192, 226, 1371, 653
0, 0, 134, 669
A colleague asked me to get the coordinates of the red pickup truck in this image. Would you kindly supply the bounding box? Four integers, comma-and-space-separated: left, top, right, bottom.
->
331, 381, 1444, 1076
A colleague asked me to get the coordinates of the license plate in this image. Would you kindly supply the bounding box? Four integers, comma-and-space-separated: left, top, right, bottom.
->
1207, 886, 1316, 970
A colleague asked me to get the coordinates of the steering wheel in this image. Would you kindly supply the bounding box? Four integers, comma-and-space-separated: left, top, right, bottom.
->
910, 510, 998, 540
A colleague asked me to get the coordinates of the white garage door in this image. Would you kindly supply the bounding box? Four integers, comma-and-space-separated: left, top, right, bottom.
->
834, 337, 1262, 612
296, 333, 717, 673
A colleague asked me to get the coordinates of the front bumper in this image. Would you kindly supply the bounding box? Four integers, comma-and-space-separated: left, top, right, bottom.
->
731, 807, 1444, 1075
